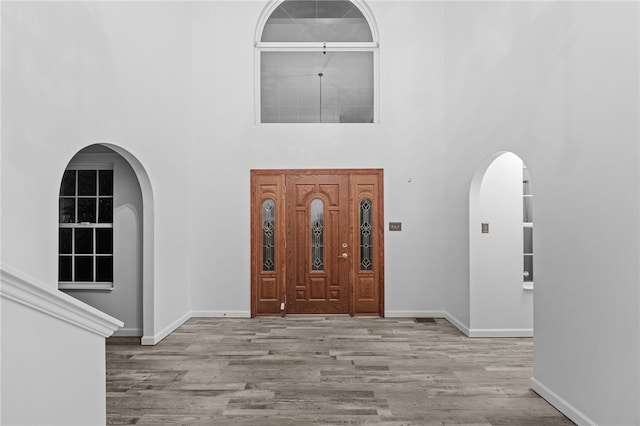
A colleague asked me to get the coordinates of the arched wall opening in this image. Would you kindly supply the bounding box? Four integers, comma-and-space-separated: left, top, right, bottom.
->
57, 143, 155, 343
469, 151, 533, 337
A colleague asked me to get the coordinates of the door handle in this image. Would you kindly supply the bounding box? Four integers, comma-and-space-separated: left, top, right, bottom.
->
338, 253, 348, 259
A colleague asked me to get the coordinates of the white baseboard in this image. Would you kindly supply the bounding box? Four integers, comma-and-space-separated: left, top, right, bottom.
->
113, 327, 142, 337
141, 311, 191, 346
443, 311, 470, 336
384, 310, 446, 318
140, 311, 251, 345
442, 312, 532, 338
531, 377, 597, 426
191, 310, 251, 318
137, 310, 529, 345
469, 328, 533, 338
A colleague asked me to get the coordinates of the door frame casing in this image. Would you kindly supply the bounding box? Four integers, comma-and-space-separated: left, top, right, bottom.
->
251, 169, 384, 317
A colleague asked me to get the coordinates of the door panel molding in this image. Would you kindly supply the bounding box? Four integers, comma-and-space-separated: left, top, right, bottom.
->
286, 173, 349, 314
251, 169, 384, 317
351, 173, 384, 315
251, 172, 285, 316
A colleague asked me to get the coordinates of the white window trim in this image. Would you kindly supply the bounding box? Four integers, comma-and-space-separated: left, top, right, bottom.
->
254, 0, 380, 125
256, 42, 379, 50
58, 161, 115, 291
65, 162, 114, 170
59, 282, 114, 291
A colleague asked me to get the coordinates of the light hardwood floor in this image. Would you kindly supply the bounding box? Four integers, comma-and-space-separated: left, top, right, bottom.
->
106, 317, 574, 425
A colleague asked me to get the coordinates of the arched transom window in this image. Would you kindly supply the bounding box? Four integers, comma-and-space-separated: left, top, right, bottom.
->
256, 0, 379, 123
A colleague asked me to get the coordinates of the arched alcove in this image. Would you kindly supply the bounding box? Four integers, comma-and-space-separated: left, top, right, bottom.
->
57, 143, 155, 343
469, 152, 533, 337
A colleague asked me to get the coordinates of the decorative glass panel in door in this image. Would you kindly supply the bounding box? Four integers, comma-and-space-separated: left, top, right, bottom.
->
360, 198, 373, 271
262, 199, 276, 272
310, 198, 324, 271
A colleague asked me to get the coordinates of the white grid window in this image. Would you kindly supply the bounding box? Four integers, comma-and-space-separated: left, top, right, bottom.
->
58, 166, 114, 290
523, 166, 533, 288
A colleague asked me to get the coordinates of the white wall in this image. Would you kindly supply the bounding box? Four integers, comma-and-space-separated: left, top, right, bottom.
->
1, 299, 106, 425
1, 267, 121, 426
444, 2, 639, 424
1, 1, 193, 340
188, 1, 446, 317
531, 4, 639, 423
62, 150, 143, 336
469, 152, 533, 336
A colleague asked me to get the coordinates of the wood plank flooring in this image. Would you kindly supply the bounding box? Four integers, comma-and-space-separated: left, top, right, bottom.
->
106, 317, 574, 425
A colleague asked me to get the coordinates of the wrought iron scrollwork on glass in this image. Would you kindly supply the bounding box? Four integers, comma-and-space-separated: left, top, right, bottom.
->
360, 198, 373, 271
311, 199, 324, 271
262, 199, 275, 271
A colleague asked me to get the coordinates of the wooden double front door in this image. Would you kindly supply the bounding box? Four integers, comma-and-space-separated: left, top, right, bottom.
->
251, 169, 384, 316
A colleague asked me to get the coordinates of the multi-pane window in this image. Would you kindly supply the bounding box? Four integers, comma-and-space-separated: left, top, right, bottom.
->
59, 168, 113, 287
258, 0, 378, 123
523, 166, 533, 285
